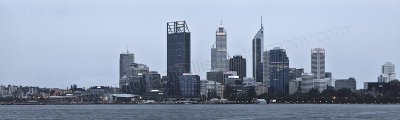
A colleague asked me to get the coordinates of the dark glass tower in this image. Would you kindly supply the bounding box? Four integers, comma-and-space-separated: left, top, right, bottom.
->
267, 47, 289, 94
252, 17, 264, 82
119, 51, 134, 89
167, 21, 191, 97
119, 51, 134, 79
229, 55, 246, 78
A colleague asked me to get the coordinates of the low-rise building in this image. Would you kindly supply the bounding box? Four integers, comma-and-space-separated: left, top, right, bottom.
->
179, 73, 201, 97
289, 80, 301, 94
335, 77, 356, 92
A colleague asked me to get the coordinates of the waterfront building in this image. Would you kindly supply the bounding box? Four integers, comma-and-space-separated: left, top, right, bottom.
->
119, 62, 149, 94
255, 86, 268, 96
143, 71, 161, 92
200, 80, 208, 98
211, 22, 229, 72
300, 73, 314, 93
204, 81, 225, 98
122, 75, 144, 95
167, 21, 191, 96
378, 62, 396, 83
225, 76, 243, 99
364, 80, 400, 94
335, 77, 356, 92
229, 55, 246, 78
0, 85, 8, 97
179, 73, 200, 97
313, 79, 329, 93
289, 79, 301, 94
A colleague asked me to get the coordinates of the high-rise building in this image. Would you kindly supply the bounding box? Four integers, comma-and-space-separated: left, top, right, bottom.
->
119, 51, 134, 90
229, 55, 246, 78
311, 48, 325, 79
211, 22, 229, 71
378, 62, 396, 83
263, 50, 270, 86
253, 17, 264, 82
167, 21, 191, 96
179, 73, 201, 97
266, 47, 290, 94
119, 51, 134, 79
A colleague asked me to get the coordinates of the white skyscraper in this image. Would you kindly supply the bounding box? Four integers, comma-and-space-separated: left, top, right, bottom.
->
378, 62, 396, 83
211, 22, 229, 72
311, 48, 325, 79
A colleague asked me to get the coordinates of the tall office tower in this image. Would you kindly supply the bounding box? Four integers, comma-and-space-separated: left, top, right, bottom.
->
120, 51, 134, 79
211, 22, 229, 71
229, 55, 246, 78
266, 47, 290, 94
263, 50, 270, 86
311, 48, 325, 79
167, 21, 191, 96
378, 62, 396, 83
253, 17, 264, 82
179, 73, 201, 97
119, 51, 134, 90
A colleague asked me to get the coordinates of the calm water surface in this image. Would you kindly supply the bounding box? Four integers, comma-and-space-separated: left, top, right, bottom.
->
0, 104, 399, 119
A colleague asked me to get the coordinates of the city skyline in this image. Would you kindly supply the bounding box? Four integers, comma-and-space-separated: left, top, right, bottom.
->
1, 0, 400, 89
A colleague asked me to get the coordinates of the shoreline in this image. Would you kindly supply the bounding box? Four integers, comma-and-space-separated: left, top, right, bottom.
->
2, 103, 400, 105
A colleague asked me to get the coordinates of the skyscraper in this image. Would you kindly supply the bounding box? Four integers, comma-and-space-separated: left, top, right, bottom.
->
263, 50, 270, 86
229, 55, 246, 78
378, 62, 396, 83
119, 51, 134, 79
266, 47, 290, 94
311, 48, 325, 79
167, 21, 191, 96
253, 17, 264, 82
119, 51, 134, 90
211, 22, 229, 71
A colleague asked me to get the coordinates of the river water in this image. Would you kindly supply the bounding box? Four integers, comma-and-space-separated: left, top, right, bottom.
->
0, 104, 399, 119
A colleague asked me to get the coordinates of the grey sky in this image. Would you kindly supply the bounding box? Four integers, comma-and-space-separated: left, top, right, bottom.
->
0, 0, 399, 89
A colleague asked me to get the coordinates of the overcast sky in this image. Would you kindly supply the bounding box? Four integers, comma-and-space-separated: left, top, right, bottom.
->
1, 0, 399, 89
